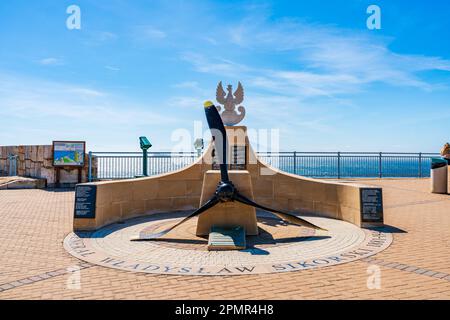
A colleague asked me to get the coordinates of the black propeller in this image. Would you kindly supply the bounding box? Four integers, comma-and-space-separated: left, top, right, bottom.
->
204, 101, 230, 183
131, 101, 325, 241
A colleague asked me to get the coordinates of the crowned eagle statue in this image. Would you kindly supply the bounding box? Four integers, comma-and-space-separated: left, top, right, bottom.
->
216, 81, 246, 126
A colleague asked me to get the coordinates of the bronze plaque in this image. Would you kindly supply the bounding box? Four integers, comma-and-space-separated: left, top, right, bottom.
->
74, 185, 97, 219
360, 188, 383, 223
212, 145, 247, 170
230, 145, 247, 170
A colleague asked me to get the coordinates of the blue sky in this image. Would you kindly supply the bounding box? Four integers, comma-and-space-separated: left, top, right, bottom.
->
0, 0, 449, 152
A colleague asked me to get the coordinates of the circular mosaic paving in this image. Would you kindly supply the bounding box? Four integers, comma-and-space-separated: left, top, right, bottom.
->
64, 211, 392, 276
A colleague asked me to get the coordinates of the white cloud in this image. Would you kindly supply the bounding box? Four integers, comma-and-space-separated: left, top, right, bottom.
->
0, 73, 180, 126
94, 31, 118, 42
181, 53, 250, 77
168, 96, 205, 109
144, 28, 166, 39
105, 65, 120, 72
173, 81, 199, 89
68, 87, 106, 97
81, 31, 118, 47
38, 58, 63, 66
181, 16, 450, 98
172, 81, 211, 97
135, 25, 167, 40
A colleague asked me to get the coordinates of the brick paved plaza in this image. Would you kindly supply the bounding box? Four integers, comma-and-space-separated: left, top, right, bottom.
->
1, 178, 450, 300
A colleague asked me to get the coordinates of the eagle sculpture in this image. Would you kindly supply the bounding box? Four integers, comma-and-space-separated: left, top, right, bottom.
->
216, 81, 246, 126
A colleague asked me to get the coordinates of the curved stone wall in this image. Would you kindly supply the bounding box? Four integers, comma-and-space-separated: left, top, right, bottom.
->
74, 127, 380, 231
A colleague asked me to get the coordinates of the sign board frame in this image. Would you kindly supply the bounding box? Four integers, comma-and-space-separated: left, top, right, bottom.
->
360, 188, 384, 224
52, 141, 86, 167
74, 185, 97, 219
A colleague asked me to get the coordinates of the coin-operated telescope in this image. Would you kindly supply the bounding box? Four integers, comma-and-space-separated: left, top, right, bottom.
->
139, 136, 152, 177
194, 138, 204, 157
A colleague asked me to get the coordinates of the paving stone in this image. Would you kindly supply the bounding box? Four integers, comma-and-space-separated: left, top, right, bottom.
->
9, 281, 22, 287
18, 279, 32, 284
394, 264, 409, 270
385, 262, 400, 268
0, 179, 449, 299
431, 273, 448, 279
29, 276, 43, 282
414, 269, 428, 275
0, 284, 14, 290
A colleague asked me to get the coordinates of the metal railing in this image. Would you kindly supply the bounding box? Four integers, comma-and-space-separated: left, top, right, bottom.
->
257, 152, 439, 178
88, 151, 440, 181
89, 151, 198, 181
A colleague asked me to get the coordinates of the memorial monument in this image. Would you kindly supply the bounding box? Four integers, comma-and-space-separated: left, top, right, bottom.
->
131, 101, 326, 249
72, 82, 385, 251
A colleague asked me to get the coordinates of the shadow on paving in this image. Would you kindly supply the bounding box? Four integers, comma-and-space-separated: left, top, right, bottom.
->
365, 224, 407, 234
42, 187, 75, 193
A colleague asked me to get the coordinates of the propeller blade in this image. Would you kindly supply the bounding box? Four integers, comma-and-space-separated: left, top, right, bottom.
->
130, 196, 220, 241
233, 192, 327, 231
204, 101, 229, 183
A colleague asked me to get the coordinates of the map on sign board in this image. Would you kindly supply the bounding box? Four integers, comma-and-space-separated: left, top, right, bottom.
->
53, 141, 85, 167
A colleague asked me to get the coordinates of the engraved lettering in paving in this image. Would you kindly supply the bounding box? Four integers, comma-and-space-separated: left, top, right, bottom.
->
63, 215, 393, 276
362, 257, 450, 282
0, 263, 93, 293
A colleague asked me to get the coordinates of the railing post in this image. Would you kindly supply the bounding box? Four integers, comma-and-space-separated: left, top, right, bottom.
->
88, 151, 92, 182
293, 151, 297, 175
418, 152, 422, 178
337, 152, 341, 179
379, 152, 382, 178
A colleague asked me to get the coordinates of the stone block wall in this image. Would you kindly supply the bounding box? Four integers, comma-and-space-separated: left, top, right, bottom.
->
0, 145, 97, 187
73, 127, 380, 231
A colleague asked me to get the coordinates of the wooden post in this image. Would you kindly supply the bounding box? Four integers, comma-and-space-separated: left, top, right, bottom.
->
56, 167, 61, 188
77, 167, 82, 184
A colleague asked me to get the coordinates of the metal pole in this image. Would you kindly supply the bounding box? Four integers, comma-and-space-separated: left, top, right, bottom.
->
379, 152, 382, 178
337, 152, 341, 179
418, 152, 422, 178
293, 151, 297, 175
88, 151, 92, 182
143, 149, 148, 176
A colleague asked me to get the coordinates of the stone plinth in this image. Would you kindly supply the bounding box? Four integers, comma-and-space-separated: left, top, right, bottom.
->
196, 170, 258, 236
0, 176, 46, 190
